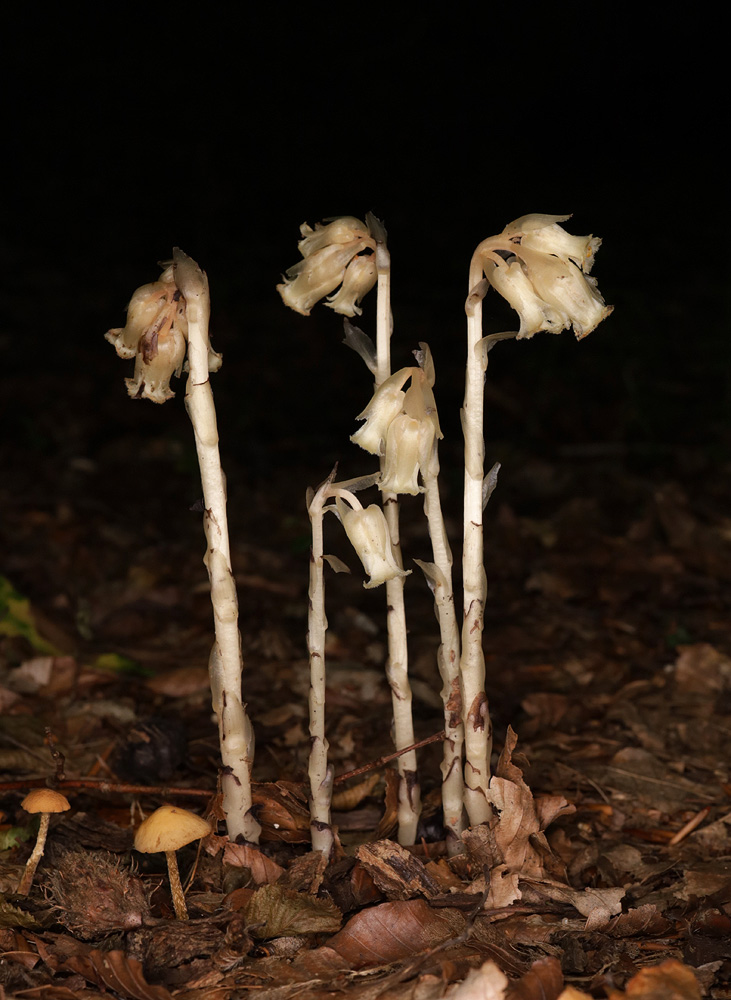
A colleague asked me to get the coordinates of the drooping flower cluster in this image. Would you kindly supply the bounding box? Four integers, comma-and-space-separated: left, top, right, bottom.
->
105, 263, 221, 404
351, 349, 442, 496
105, 265, 187, 404
277, 217, 377, 317
478, 214, 612, 340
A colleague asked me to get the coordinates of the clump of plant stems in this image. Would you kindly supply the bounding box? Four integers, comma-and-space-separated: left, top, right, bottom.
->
278, 212, 612, 846
106, 214, 611, 857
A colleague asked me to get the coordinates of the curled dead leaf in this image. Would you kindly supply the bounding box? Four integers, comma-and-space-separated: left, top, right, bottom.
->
328, 899, 464, 969
243, 884, 342, 939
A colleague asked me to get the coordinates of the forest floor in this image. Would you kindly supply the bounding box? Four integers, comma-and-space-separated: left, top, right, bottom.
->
1, 289, 731, 998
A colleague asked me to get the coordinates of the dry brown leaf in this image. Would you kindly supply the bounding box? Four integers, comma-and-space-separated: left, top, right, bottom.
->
673, 642, 731, 694
356, 840, 440, 900
449, 959, 508, 998
463, 728, 570, 908
223, 842, 285, 884
64, 949, 172, 1000
674, 858, 731, 901
252, 781, 312, 842
145, 664, 210, 696
243, 884, 342, 938
521, 879, 625, 931
328, 899, 464, 969
604, 903, 673, 938
506, 956, 563, 1000
607, 958, 701, 999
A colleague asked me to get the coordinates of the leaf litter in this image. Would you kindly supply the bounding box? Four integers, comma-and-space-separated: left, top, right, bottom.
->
2, 325, 731, 997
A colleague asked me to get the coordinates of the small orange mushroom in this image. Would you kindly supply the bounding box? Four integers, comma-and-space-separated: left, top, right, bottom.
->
134, 804, 212, 920
17, 789, 70, 895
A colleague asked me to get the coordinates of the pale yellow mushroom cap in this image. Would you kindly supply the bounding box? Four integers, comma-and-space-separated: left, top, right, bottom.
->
134, 804, 212, 854
21, 789, 70, 814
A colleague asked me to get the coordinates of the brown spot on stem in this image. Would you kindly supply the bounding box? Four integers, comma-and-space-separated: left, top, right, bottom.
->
404, 769, 419, 808
446, 677, 462, 727
467, 692, 488, 732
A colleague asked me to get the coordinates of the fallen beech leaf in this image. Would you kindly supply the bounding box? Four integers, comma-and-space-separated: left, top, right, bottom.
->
328, 899, 464, 969
243, 884, 342, 938
450, 959, 508, 999
521, 879, 624, 931
605, 903, 672, 938
253, 782, 312, 842
556, 989, 593, 1000
145, 664, 210, 696
506, 956, 563, 1000
462, 729, 570, 909
223, 842, 285, 884
607, 957, 701, 999
66, 949, 172, 1000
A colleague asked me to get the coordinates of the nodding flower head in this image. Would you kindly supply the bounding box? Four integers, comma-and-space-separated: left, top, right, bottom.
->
351, 358, 443, 493
105, 264, 189, 403
277, 217, 377, 317
478, 214, 612, 340
350, 369, 411, 456
336, 497, 410, 589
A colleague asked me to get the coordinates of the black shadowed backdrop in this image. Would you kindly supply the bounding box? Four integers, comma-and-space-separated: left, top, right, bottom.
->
1, 9, 729, 997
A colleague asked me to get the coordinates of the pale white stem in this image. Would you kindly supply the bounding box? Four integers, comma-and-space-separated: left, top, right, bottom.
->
372, 233, 421, 845
418, 465, 465, 847
306, 480, 335, 856
459, 255, 493, 826
174, 249, 260, 845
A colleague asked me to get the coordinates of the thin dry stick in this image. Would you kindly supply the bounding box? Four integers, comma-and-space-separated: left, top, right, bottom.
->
370, 218, 421, 845
333, 731, 446, 785
174, 250, 260, 844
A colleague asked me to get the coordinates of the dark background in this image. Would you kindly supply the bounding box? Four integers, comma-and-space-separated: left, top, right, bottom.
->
2, 9, 725, 520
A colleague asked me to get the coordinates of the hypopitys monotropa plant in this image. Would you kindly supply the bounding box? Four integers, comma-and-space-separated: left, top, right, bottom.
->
349, 346, 466, 845
459, 214, 613, 825
105, 250, 260, 844
279, 216, 422, 846
305, 468, 388, 856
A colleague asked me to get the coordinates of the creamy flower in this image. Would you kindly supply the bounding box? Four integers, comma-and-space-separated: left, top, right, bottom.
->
336, 499, 410, 589
105, 265, 182, 360
488, 256, 566, 339
517, 245, 612, 339
379, 413, 430, 495
124, 323, 187, 404
278, 241, 372, 316
520, 223, 601, 274
350, 369, 411, 455
298, 217, 372, 256
326, 253, 377, 316
278, 217, 377, 316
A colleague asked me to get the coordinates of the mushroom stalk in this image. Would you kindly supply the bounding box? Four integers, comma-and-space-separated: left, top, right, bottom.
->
174, 250, 261, 845
17, 813, 50, 896
165, 850, 189, 921
372, 229, 421, 846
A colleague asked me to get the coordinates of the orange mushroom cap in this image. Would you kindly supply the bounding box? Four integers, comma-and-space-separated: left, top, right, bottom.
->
21, 789, 70, 814
134, 804, 212, 854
